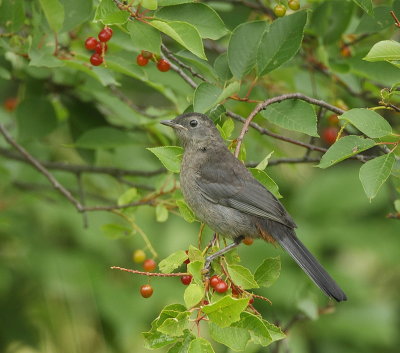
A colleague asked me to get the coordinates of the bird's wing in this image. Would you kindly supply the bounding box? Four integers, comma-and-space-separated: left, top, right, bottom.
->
196, 153, 296, 228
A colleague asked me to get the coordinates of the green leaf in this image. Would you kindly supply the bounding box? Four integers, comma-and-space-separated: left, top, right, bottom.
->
235, 312, 272, 347
142, 0, 158, 10
127, 20, 161, 55
158, 312, 190, 336
118, 188, 138, 206
101, 223, 132, 239
257, 11, 307, 75
188, 245, 204, 263
16, 98, 58, 140
228, 21, 268, 79
167, 331, 195, 353
202, 296, 249, 327
75, 127, 135, 149
359, 153, 396, 201
339, 109, 392, 138
156, 3, 228, 39
176, 200, 196, 223
261, 100, 318, 137
94, 0, 130, 25
61, 0, 92, 32
156, 204, 169, 222
149, 20, 206, 59
352, 0, 373, 15
143, 329, 177, 349
193, 83, 222, 113
394, 199, 400, 213
364, 40, 400, 62
255, 152, 274, 170
254, 256, 281, 288
159, 250, 188, 273
184, 283, 204, 308
226, 264, 259, 289
208, 322, 250, 351
187, 261, 204, 285
0, 0, 25, 32
188, 337, 215, 353
38, 0, 64, 32
317, 136, 376, 168
218, 118, 235, 140
262, 320, 286, 342
250, 168, 282, 199
193, 82, 240, 113
147, 146, 183, 173
214, 53, 232, 81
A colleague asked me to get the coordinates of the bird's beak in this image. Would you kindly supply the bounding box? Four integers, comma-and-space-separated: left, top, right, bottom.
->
160, 120, 187, 130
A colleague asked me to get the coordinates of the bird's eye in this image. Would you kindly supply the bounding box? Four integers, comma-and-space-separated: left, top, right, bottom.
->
189, 119, 198, 127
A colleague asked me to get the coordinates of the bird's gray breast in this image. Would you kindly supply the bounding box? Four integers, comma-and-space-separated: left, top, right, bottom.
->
180, 152, 257, 239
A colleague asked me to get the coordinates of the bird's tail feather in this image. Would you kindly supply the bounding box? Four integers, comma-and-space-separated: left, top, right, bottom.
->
274, 229, 347, 302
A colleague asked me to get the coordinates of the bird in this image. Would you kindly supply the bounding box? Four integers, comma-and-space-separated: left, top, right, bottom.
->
161, 112, 347, 302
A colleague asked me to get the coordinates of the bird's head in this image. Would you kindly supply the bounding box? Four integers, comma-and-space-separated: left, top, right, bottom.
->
161, 113, 223, 149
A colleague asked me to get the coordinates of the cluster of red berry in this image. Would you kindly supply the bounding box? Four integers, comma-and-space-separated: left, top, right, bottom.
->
136, 50, 171, 72
84, 27, 113, 66
132, 249, 157, 298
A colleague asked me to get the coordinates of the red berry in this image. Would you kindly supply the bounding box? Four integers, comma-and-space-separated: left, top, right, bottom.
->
180, 275, 192, 285
4, 97, 18, 112
140, 284, 153, 298
202, 300, 209, 305
136, 54, 149, 66
215, 280, 228, 293
183, 250, 190, 265
98, 27, 113, 42
242, 237, 254, 245
340, 45, 351, 58
90, 53, 103, 66
327, 114, 339, 126
322, 127, 339, 145
157, 59, 170, 72
210, 275, 220, 288
95, 42, 108, 54
85, 37, 98, 50
143, 259, 157, 272
248, 296, 254, 305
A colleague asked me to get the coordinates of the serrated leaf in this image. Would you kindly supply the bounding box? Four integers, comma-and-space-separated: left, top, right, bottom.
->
235, 312, 272, 347
250, 168, 282, 199
261, 100, 318, 137
147, 146, 183, 173
188, 337, 215, 353
219, 118, 235, 140
254, 256, 281, 288
167, 331, 195, 353
352, 0, 373, 15
187, 261, 204, 285
188, 245, 204, 263
143, 329, 177, 349
156, 3, 228, 39
118, 188, 138, 206
38, 0, 64, 32
364, 40, 400, 62
184, 283, 204, 308
176, 199, 196, 222
263, 320, 286, 342
227, 264, 259, 289
194, 83, 222, 113
228, 21, 268, 79
156, 204, 169, 222
202, 296, 249, 327
142, 0, 158, 10
158, 311, 190, 336
255, 152, 274, 170
208, 322, 250, 351
94, 0, 130, 25
150, 20, 206, 59
159, 250, 188, 273
257, 11, 307, 75
127, 20, 161, 55
317, 135, 376, 168
359, 153, 395, 200
339, 109, 392, 138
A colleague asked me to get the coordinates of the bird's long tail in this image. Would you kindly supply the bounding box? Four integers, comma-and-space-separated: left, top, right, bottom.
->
273, 228, 347, 302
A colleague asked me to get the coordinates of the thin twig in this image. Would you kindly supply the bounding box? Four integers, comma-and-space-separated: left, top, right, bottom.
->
111, 266, 188, 277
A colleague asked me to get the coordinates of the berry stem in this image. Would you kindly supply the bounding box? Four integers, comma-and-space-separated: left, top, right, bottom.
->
111, 266, 188, 277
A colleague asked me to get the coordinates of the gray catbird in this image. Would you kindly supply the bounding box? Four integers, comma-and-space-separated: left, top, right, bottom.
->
161, 112, 347, 302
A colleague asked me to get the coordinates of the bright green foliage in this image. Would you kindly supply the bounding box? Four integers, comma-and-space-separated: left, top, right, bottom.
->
254, 257, 281, 288
159, 249, 188, 273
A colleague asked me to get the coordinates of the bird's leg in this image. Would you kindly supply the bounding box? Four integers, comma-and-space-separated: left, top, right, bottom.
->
203, 235, 244, 273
